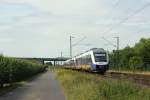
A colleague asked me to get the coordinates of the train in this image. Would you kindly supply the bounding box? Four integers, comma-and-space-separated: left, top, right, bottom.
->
64, 48, 109, 73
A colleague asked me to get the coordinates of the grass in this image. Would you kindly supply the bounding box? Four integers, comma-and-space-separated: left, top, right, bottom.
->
50, 67, 150, 100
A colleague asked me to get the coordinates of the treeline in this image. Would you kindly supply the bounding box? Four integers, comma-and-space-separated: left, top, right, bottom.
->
0, 55, 47, 88
109, 38, 150, 71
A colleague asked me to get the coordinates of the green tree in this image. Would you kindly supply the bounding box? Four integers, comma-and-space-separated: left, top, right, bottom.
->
109, 38, 150, 71
129, 56, 143, 70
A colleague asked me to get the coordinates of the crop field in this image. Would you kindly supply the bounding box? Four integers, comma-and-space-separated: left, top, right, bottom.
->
50, 67, 150, 100
0, 55, 47, 88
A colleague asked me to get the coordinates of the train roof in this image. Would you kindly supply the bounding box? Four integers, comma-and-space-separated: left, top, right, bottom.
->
75, 48, 106, 58
91, 48, 105, 53
64, 48, 106, 62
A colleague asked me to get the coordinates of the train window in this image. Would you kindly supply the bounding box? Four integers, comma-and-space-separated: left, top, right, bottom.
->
95, 54, 105, 56
76, 58, 82, 65
94, 53, 107, 62
88, 55, 92, 63
83, 55, 92, 64
82, 57, 85, 65
75, 54, 92, 65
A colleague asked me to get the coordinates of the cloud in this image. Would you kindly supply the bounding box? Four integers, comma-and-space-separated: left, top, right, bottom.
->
0, 38, 14, 43
0, 0, 149, 57
0, 0, 107, 16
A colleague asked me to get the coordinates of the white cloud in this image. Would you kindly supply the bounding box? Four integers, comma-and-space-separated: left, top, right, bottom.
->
0, 0, 150, 57
0, 0, 106, 16
0, 38, 14, 43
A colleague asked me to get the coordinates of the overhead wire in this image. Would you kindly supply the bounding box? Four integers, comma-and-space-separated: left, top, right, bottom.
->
99, 0, 150, 51
99, 0, 122, 47
104, 1, 150, 34
72, 36, 86, 47
102, 37, 117, 47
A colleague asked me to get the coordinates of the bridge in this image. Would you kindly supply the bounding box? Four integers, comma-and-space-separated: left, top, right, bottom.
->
14, 57, 70, 66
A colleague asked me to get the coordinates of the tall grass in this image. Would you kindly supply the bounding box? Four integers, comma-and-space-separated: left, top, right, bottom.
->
55, 69, 150, 100
0, 55, 46, 87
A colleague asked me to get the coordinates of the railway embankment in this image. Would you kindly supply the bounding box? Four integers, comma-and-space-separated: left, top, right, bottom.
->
107, 70, 150, 86
51, 67, 150, 100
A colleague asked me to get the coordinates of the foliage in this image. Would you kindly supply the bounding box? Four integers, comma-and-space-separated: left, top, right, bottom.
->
0, 56, 46, 87
56, 69, 150, 100
110, 38, 150, 71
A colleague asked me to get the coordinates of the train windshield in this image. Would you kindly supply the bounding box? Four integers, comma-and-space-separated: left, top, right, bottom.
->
94, 53, 107, 62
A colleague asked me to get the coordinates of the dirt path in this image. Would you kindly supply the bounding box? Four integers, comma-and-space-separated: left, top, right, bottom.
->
0, 71, 66, 100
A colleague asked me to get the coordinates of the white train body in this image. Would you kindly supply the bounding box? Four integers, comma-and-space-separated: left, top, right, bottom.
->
64, 48, 109, 73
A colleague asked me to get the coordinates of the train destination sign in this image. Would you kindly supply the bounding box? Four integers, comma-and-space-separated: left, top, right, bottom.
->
95, 54, 106, 56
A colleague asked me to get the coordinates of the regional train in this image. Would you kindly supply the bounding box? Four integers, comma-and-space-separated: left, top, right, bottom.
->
64, 48, 109, 73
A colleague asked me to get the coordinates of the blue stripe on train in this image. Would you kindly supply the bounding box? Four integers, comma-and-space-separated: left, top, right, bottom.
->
91, 64, 96, 69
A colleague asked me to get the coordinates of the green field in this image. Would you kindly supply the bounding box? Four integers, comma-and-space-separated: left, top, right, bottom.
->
51, 67, 150, 100
0, 55, 47, 88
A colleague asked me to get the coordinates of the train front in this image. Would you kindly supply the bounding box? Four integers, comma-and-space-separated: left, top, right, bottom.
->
92, 48, 109, 73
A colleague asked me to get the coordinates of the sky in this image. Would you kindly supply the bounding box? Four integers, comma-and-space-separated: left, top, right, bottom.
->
0, 0, 150, 57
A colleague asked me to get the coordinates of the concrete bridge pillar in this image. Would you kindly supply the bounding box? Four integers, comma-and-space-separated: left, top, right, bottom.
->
54, 61, 56, 66
42, 60, 44, 65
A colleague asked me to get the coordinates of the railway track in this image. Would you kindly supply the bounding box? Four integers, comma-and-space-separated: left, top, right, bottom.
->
65, 68, 150, 87
105, 71, 150, 87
